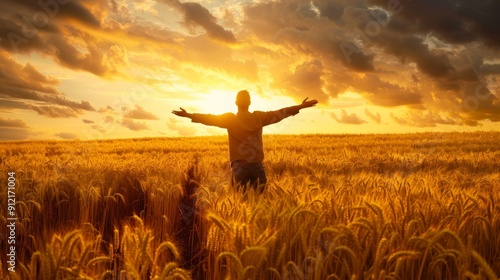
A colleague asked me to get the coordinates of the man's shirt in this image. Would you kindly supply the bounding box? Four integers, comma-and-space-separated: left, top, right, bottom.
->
190, 107, 299, 163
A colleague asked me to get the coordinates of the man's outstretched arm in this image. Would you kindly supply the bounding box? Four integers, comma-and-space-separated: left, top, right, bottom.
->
172, 108, 230, 128
261, 97, 318, 126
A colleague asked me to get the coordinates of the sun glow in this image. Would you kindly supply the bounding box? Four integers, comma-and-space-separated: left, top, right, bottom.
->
196, 90, 239, 114
195, 89, 285, 115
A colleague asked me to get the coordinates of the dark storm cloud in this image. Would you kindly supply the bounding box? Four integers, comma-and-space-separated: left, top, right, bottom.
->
374, 34, 454, 78
368, 0, 500, 47
334, 41, 375, 72
242, 0, 500, 126
459, 83, 500, 122
0, 15, 55, 53
312, 0, 345, 22
480, 63, 500, 75
163, 0, 237, 43
2, 0, 101, 28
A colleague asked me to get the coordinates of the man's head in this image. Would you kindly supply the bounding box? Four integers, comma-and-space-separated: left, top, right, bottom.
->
236, 90, 251, 111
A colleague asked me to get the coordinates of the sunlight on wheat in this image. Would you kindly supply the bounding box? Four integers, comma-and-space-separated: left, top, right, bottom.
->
0, 132, 499, 279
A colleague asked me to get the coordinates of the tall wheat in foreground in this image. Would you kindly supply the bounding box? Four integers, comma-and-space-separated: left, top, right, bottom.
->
1, 132, 499, 279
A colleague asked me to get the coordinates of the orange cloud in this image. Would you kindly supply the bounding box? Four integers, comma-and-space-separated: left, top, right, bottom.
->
124, 104, 159, 120
331, 109, 366, 124
163, 0, 237, 44
0, 51, 95, 115
0, 117, 35, 140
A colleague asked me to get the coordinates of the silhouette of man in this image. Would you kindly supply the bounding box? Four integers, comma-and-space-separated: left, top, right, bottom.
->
172, 90, 318, 192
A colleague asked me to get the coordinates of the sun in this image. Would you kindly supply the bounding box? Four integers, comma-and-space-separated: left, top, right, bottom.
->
196, 89, 239, 114
194, 89, 296, 116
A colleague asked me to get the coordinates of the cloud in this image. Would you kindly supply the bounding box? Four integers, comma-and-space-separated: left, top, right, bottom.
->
0, 127, 34, 140
368, 0, 500, 47
1, 0, 500, 134
375, 35, 453, 78
82, 119, 94, 124
458, 83, 500, 123
0, 99, 30, 111
91, 107, 120, 133
133, 0, 159, 15
331, 109, 366, 124
6, 0, 102, 27
273, 60, 329, 102
390, 111, 458, 127
96, 104, 159, 132
103, 45, 129, 73
124, 104, 159, 120
23, 63, 59, 85
104, 115, 115, 123
167, 117, 196, 136
0, 0, 104, 57
0, 51, 95, 116
0, 117, 27, 128
334, 41, 376, 72
364, 108, 381, 123
356, 75, 423, 107
163, 0, 237, 44
0, 4, 131, 77
55, 132, 78, 139
181, 35, 259, 82
244, 1, 375, 72
91, 125, 107, 133
0, 116, 34, 140
121, 118, 150, 131
412, 74, 420, 83
49, 35, 107, 77
240, 0, 500, 127
30, 105, 79, 118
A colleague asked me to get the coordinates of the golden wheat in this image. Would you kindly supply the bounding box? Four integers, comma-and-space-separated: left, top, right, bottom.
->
0, 132, 499, 279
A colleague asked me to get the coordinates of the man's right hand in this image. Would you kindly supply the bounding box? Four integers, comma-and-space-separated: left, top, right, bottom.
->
300, 97, 318, 109
172, 107, 190, 118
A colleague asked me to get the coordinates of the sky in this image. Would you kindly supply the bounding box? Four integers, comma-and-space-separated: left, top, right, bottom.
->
0, 0, 499, 140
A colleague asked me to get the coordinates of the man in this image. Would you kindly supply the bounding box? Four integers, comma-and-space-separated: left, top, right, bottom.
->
172, 90, 318, 192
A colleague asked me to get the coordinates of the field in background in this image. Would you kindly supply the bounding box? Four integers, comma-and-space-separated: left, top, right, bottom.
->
1, 132, 500, 279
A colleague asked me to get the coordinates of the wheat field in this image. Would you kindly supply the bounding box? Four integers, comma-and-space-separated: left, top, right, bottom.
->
1, 132, 500, 279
